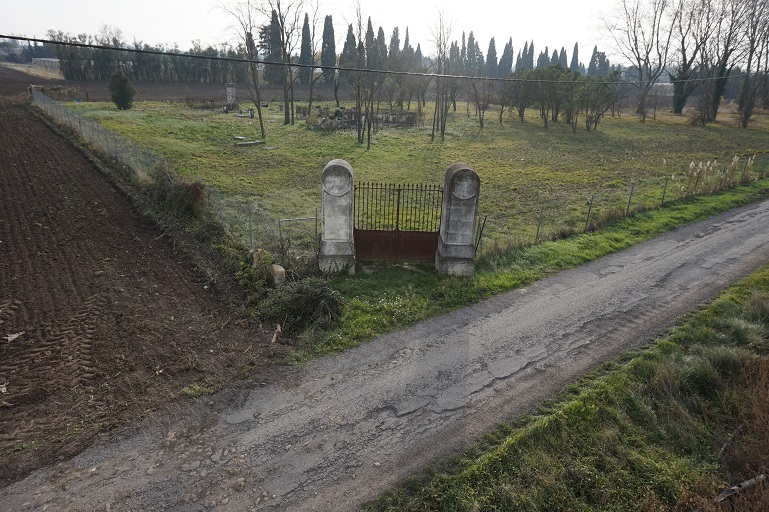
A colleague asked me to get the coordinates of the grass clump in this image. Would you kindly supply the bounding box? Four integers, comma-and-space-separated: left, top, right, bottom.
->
363, 264, 769, 511
180, 380, 216, 398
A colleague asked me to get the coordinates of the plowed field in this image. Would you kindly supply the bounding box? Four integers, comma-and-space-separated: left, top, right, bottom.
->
0, 65, 272, 486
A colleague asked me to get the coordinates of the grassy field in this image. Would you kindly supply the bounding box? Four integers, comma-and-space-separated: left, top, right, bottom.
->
362, 261, 769, 511
61, 97, 769, 353
68, 98, 769, 248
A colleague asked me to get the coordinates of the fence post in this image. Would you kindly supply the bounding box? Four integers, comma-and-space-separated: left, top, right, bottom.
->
661, 177, 669, 206
248, 207, 253, 249
585, 194, 594, 231
216, 189, 224, 227
626, 183, 634, 216
535, 206, 543, 243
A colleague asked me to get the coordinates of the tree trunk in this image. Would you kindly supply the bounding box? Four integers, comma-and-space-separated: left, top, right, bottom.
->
334, 76, 340, 107
250, 64, 266, 140
709, 60, 732, 122
308, 70, 317, 113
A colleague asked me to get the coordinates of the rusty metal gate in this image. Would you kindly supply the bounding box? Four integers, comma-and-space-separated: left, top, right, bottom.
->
354, 182, 443, 263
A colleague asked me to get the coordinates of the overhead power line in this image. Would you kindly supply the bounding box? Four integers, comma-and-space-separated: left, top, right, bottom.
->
0, 34, 755, 86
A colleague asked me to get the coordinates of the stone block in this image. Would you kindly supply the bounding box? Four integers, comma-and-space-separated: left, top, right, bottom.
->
269, 264, 286, 286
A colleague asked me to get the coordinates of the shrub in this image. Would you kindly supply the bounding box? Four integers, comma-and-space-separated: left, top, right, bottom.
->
144, 164, 206, 219
108, 70, 136, 110
258, 278, 342, 334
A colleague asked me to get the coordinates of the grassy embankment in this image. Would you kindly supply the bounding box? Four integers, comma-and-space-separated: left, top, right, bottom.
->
362, 262, 769, 511
67, 100, 769, 353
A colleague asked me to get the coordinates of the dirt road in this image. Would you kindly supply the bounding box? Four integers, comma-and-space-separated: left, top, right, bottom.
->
3, 193, 769, 510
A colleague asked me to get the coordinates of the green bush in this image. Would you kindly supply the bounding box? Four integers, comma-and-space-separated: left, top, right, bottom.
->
258, 278, 342, 334
108, 70, 136, 110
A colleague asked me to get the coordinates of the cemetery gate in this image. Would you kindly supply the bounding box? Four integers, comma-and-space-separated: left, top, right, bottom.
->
353, 182, 443, 263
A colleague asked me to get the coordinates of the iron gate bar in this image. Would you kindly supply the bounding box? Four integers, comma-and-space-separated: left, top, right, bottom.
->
354, 182, 443, 231
353, 182, 443, 263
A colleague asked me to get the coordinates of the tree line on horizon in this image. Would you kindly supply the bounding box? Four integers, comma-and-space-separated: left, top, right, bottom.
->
22, 22, 617, 87
5, 0, 767, 139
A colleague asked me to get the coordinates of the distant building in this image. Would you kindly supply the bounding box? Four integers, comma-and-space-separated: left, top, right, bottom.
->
31, 58, 61, 71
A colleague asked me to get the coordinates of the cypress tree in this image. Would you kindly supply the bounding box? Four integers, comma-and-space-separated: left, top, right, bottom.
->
486, 37, 498, 78
536, 47, 550, 69
474, 41, 485, 72
321, 16, 336, 84
261, 10, 282, 85
467, 32, 476, 73
365, 18, 375, 68
389, 27, 400, 58
522, 41, 529, 69
403, 27, 411, 53
339, 24, 357, 85
558, 47, 568, 68
498, 38, 514, 77
298, 13, 312, 85
526, 41, 535, 70
375, 26, 387, 70
587, 45, 598, 76
569, 42, 580, 72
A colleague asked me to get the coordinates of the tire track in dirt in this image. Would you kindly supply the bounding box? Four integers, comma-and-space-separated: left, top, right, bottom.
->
0, 65, 270, 487
1, 294, 106, 451
0, 96, 96, 326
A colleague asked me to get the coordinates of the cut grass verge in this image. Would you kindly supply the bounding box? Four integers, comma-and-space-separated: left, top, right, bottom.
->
362, 263, 769, 511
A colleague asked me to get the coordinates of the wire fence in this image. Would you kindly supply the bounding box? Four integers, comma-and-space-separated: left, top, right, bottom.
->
498, 152, 769, 253
30, 89, 318, 264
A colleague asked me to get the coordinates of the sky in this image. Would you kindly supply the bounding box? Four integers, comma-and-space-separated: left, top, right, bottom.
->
3, 0, 618, 64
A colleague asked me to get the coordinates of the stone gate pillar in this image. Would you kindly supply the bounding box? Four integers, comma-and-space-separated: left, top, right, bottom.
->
319, 159, 355, 274
436, 163, 480, 276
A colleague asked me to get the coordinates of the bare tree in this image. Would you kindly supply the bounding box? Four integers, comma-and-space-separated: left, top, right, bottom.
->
669, 0, 714, 113
221, 0, 267, 139
345, 3, 382, 148
605, 0, 678, 121
430, 10, 454, 142
509, 70, 534, 122
694, 0, 750, 123
261, 0, 304, 125
467, 78, 490, 129
302, 1, 323, 114
738, 0, 769, 127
